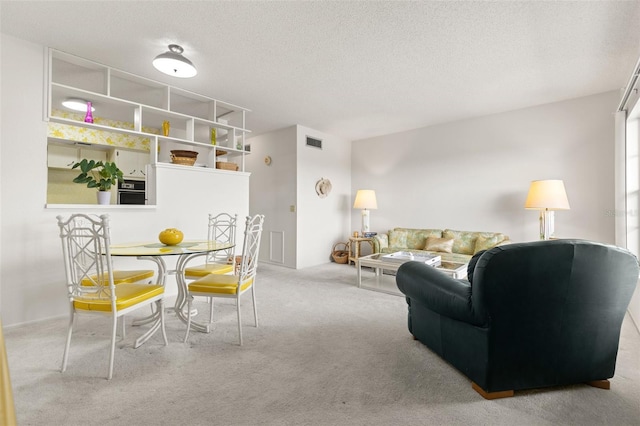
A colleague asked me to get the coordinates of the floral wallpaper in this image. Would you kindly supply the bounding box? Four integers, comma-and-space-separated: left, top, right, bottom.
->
48, 109, 153, 152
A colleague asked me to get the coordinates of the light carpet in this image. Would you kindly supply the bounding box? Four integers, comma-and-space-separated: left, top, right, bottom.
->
4, 262, 640, 426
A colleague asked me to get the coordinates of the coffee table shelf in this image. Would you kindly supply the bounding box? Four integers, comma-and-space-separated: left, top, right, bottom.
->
356, 253, 468, 296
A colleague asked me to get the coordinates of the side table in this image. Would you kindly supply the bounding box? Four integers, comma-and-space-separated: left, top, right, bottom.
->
348, 236, 374, 265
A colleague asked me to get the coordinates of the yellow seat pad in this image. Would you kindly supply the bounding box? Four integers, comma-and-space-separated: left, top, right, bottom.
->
73, 284, 163, 312
188, 274, 253, 295
81, 270, 154, 286
184, 263, 233, 278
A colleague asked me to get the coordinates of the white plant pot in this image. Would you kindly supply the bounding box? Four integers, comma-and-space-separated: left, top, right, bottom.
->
97, 191, 111, 205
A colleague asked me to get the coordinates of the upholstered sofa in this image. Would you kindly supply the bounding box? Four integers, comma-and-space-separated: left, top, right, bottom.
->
372, 228, 510, 263
396, 239, 639, 399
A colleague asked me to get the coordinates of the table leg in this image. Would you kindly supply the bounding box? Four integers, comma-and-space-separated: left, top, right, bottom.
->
174, 252, 210, 333
134, 299, 164, 349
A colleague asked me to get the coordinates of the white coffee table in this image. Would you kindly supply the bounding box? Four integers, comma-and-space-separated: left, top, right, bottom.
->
356, 253, 468, 296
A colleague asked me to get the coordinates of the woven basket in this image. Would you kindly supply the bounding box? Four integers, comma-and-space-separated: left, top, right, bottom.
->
171, 156, 197, 166
170, 150, 198, 166
216, 161, 239, 171
332, 242, 349, 264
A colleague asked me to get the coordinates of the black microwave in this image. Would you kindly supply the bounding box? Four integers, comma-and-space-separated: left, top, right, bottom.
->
117, 179, 146, 205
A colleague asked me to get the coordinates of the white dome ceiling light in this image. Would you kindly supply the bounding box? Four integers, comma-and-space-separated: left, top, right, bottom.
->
62, 98, 94, 112
153, 44, 197, 78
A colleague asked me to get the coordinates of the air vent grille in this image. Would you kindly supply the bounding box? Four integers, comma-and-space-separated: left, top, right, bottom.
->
306, 136, 322, 149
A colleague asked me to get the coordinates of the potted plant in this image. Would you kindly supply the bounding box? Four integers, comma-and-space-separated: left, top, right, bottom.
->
72, 159, 124, 205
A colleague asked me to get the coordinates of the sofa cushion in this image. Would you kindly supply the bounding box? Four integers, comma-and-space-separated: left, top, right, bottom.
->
390, 228, 442, 250
388, 229, 409, 248
425, 236, 454, 253
443, 229, 478, 255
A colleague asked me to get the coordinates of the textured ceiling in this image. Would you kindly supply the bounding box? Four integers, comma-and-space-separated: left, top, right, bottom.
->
2, 1, 640, 141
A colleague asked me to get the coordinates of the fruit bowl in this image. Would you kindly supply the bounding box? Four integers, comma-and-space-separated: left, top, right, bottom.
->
159, 228, 184, 245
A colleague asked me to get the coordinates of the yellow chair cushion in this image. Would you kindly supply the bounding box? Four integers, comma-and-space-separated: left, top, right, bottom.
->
81, 270, 154, 286
184, 263, 234, 278
188, 274, 253, 295
73, 284, 163, 312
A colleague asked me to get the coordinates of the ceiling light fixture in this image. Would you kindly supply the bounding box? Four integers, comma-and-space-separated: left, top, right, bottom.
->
153, 44, 197, 78
62, 98, 94, 112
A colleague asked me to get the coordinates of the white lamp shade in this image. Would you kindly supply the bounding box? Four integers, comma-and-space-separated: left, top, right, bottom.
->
524, 180, 570, 210
153, 44, 197, 78
353, 190, 378, 210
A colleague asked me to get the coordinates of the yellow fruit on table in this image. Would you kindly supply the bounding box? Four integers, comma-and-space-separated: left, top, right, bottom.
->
159, 228, 184, 245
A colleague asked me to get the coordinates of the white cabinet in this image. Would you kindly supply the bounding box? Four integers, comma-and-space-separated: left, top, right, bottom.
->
48, 144, 77, 168
47, 49, 250, 172
47, 143, 107, 169
80, 146, 108, 163
115, 149, 148, 179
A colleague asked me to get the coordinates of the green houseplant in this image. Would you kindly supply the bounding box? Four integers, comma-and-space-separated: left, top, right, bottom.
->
72, 159, 124, 205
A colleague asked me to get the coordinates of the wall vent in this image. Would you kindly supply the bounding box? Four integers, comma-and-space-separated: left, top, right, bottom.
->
306, 136, 322, 149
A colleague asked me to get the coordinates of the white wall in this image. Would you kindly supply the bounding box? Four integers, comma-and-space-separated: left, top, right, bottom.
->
0, 35, 249, 327
352, 91, 620, 244
247, 125, 351, 269
246, 126, 298, 267
295, 125, 351, 268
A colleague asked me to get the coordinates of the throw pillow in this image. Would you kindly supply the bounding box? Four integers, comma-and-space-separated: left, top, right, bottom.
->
443, 229, 477, 255
474, 234, 502, 254
424, 236, 454, 253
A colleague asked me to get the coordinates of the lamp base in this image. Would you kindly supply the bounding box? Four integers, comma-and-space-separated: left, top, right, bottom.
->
361, 209, 370, 236
539, 209, 555, 240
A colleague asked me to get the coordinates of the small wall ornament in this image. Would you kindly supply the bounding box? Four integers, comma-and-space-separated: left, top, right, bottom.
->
315, 178, 332, 198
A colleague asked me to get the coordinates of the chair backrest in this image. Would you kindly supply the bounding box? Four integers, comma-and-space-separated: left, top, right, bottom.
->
472, 239, 639, 384
238, 214, 265, 283
57, 214, 116, 308
206, 213, 238, 264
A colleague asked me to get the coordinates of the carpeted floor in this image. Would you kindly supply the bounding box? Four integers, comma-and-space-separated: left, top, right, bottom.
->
4, 262, 640, 426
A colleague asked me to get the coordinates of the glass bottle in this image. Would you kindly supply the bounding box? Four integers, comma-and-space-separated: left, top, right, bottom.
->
84, 101, 94, 123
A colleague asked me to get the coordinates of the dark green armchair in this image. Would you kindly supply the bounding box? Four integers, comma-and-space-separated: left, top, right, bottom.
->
396, 239, 639, 399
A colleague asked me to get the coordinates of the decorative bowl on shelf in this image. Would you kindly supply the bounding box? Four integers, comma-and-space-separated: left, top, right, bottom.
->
170, 150, 198, 166
159, 228, 184, 245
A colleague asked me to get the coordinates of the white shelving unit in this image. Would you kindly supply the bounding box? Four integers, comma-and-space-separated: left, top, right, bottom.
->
46, 48, 251, 171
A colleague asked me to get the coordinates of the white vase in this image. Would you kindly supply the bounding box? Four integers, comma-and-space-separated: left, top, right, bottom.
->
97, 191, 111, 205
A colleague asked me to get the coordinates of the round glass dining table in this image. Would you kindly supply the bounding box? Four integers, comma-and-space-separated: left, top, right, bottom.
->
110, 240, 234, 341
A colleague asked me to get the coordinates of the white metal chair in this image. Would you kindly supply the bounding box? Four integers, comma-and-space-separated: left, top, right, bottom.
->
72, 215, 155, 339
57, 213, 168, 380
184, 214, 265, 345
184, 213, 238, 278
184, 213, 238, 321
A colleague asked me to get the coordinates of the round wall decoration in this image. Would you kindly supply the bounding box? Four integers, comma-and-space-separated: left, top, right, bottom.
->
315, 178, 332, 198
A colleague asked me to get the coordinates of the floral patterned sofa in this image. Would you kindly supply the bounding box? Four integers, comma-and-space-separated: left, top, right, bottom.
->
372, 228, 511, 263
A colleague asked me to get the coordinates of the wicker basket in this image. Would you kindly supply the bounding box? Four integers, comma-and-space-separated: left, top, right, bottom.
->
170, 150, 198, 166
332, 242, 349, 264
216, 161, 239, 171
171, 156, 197, 166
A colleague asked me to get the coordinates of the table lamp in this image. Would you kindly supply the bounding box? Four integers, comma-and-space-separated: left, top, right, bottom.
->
353, 189, 378, 235
524, 179, 570, 240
